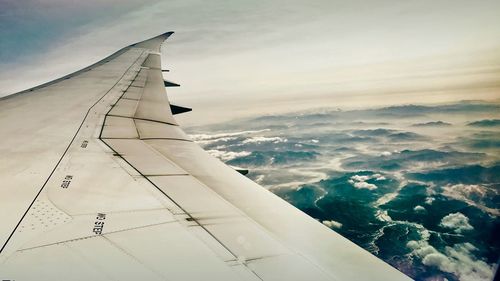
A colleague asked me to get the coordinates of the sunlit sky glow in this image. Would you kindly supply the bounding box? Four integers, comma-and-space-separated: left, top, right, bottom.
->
1, 0, 500, 124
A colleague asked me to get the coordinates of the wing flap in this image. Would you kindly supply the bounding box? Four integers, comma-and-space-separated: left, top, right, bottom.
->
134, 60, 177, 125
108, 98, 139, 118
122, 86, 142, 100
134, 119, 190, 140
101, 116, 139, 139
142, 53, 162, 69
104, 139, 186, 176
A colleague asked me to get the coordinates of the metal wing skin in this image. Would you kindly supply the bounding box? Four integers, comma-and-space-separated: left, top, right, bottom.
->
0, 33, 411, 281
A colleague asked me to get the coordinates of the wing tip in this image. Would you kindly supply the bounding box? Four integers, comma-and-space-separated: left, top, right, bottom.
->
132, 31, 175, 52
163, 31, 175, 37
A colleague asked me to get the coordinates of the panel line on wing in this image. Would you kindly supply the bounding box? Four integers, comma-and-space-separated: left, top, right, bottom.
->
18, 220, 177, 252
106, 115, 177, 126
68, 207, 171, 217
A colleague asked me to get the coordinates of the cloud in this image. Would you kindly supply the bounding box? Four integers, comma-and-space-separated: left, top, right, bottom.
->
439, 212, 474, 233
322, 220, 342, 229
467, 119, 500, 127
190, 129, 269, 141
351, 128, 396, 136
375, 210, 392, 222
344, 149, 486, 172
387, 132, 426, 142
242, 136, 287, 144
349, 128, 426, 143
375, 102, 500, 116
441, 184, 499, 215
347, 173, 387, 190
206, 150, 251, 161
372, 173, 386, 181
227, 150, 319, 167
408, 241, 494, 281
425, 197, 435, 205
414, 205, 426, 212
194, 136, 238, 146
254, 174, 265, 183
406, 224, 494, 281
459, 130, 500, 149
412, 121, 452, 127
350, 175, 371, 182
407, 164, 499, 185
466, 139, 500, 149
348, 174, 379, 190
189, 129, 273, 146
353, 181, 378, 190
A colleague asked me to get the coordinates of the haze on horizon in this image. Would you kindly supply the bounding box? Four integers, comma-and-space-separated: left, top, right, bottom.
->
1, 0, 500, 125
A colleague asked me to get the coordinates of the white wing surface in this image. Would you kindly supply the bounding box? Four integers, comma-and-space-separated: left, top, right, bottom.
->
0, 32, 411, 281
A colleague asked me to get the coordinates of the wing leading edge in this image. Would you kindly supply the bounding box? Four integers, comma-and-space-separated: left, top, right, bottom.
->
0, 32, 411, 281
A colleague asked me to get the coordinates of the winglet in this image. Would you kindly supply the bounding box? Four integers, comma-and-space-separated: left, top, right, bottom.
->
133, 31, 175, 52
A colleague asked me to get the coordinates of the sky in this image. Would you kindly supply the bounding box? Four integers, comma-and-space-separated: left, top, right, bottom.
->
1, 0, 500, 125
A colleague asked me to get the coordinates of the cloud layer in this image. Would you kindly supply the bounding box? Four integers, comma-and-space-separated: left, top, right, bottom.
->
186, 100, 500, 281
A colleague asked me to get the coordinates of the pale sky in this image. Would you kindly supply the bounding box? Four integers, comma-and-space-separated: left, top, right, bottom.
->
1, 0, 500, 125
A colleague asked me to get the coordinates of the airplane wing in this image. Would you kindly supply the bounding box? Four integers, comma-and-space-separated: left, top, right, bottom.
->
0, 32, 411, 281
